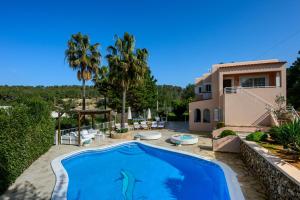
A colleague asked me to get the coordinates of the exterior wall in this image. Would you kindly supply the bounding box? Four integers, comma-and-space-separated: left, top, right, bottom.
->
190, 69, 220, 131
224, 87, 285, 126
189, 99, 216, 131
241, 140, 300, 199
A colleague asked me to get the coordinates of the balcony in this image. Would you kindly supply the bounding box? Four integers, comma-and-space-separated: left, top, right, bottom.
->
194, 92, 212, 101
224, 86, 278, 94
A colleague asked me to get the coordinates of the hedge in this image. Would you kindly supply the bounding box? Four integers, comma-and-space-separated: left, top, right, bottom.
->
219, 130, 236, 138
0, 98, 55, 194
246, 131, 268, 142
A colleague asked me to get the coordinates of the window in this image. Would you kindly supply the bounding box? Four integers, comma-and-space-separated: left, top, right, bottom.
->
240, 77, 266, 87
213, 108, 219, 121
194, 109, 201, 122
198, 87, 202, 93
203, 109, 210, 123
205, 84, 211, 92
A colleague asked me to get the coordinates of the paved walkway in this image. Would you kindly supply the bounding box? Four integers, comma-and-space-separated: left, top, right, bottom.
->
1, 122, 267, 200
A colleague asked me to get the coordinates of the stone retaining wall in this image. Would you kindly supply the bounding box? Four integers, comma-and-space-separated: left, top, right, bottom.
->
240, 140, 300, 199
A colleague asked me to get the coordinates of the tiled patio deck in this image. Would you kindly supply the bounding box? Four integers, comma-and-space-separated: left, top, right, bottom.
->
0, 122, 267, 200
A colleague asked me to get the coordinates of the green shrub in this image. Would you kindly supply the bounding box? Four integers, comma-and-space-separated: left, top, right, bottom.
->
246, 131, 268, 142
216, 122, 225, 129
0, 98, 54, 194
269, 126, 281, 143
219, 130, 236, 138
116, 128, 128, 133
271, 120, 300, 150
57, 117, 77, 129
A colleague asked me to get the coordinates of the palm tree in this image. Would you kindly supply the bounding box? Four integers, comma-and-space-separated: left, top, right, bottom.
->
106, 32, 148, 128
65, 32, 101, 110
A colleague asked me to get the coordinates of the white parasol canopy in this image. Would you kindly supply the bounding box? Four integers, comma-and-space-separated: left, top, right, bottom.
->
147, 108, 152, 120
128, 107, 132, 120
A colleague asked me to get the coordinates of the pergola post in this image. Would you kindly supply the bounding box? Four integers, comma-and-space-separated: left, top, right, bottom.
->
78, 113, 81, 146
92, 114, 95, 129
57, 112, 64, 145
57, 116, 61, 145
109, 111, 112, 138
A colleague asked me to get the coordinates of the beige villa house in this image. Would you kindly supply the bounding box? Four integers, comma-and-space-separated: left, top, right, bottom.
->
189, 59, 287, 131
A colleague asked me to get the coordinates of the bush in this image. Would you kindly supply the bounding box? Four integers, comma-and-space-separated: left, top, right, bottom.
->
269, 126, 281, 143
57, 117, 77, 129
270, 120, 300, 150
219, 130, 236, 138
216, 122, 225, 129
167, 112, 179, 121
0, 98, 54, 194
116, 128, 128, 133
246, 131, 268, 142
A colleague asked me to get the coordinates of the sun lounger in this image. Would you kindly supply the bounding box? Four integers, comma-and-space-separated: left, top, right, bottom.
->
158, 121, 165, 129
88, 128, 98, 137
124, 123, 129, 129
140, 121, 148, 129
133, 122, 140, 130
81, 129, 95, 140
151, 121, 158, 129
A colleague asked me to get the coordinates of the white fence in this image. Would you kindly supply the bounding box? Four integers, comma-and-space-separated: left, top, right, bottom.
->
54, 121, 114, 145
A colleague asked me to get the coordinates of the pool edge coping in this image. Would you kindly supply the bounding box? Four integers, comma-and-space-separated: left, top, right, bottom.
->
51, 141, 245, 200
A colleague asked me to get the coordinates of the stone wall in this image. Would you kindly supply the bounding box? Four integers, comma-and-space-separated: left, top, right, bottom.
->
240, 140, 300, 200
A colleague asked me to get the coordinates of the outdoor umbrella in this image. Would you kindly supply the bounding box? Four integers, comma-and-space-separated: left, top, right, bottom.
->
147, 108, 152, 120
128, 107, 132, 120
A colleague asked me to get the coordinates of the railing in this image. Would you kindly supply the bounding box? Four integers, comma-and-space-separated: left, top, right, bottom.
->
286, 106, 300, 120
194, 92, 212, 101
224, 86, 276, 94
60, 121, 114, 136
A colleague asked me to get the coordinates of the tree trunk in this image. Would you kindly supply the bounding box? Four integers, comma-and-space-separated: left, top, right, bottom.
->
58, 117, 61, 145
104, 96, 107, 120
82, 79, 86, 110
121, 89, 126, 129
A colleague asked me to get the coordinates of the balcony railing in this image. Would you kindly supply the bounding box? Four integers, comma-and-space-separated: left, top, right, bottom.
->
224, 86, 276, 94
194, 93, 212, 101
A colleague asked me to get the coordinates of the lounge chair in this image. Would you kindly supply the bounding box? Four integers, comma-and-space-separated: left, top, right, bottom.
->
81, 129, 95, 140
124, 123, 129, 129
140, 121, 148, 129
158, 121, 165, 129
133, 122, 140, 130
61, 131, 92, 145
151, 121, 158, 129
88, 128, 98, 137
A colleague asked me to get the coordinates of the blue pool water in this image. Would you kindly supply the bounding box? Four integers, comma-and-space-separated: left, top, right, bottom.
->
179, 135, 194, 140
62, 143, 231, 200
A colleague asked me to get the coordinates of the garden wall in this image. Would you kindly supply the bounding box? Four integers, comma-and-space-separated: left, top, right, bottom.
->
240, 139, 300, 199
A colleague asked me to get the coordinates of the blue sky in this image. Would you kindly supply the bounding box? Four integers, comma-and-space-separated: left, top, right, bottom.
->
0, 0, 300, 87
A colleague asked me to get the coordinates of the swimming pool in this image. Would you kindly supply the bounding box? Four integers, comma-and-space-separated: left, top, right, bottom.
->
51, 142, 244, 200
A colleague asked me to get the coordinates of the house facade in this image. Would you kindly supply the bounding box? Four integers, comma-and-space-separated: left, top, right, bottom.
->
189, 59, 286, 131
